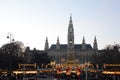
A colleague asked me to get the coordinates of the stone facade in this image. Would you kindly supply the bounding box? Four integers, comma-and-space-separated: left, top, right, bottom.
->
45, 16, 98, 64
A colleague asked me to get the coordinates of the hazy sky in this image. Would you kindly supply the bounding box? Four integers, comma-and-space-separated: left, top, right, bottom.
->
0, 0, 120, 50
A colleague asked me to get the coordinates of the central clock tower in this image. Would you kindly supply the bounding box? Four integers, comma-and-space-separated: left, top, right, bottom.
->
67, 15, 74, 64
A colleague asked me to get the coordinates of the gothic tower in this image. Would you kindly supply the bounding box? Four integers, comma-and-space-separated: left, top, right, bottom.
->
56, 37, 60, 52
93, 36, 98, 51
44, 37, 49, 52
82, 36, 86, 51
67, 15, 74, 48
67, 15, 74, 63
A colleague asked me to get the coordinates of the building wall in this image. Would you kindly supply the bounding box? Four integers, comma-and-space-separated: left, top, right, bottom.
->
45, 16, 98, 65
48, 50, 96, 64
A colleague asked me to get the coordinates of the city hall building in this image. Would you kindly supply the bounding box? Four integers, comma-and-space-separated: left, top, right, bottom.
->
44, 16, 98, 65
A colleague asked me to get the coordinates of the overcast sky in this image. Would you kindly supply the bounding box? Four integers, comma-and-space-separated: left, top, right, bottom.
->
0, 0, 120, 50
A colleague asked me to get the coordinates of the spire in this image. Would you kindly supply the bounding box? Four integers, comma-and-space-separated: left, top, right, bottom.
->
44, 37, 49, 52
82, 36, 85, 44
93, 36, 98, 50
69, 14, 73, 25
67, 15, 74, 61
82, 36, 86, 50
70, 13, 72, 20
56, 37, 60, 51
68, 15, 74, 34
68, 14, 74, 48
57, 37, 60, 44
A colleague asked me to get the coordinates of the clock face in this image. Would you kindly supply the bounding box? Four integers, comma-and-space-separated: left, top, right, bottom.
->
70, 28, 72, 32
69, 41, 72, 43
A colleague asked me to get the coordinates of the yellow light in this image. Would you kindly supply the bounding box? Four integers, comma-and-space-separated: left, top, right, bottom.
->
102, 71, 120, 75
13, 70, 38, 75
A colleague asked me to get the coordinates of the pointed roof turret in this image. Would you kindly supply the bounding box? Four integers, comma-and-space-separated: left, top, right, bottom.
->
56, 37, 60, 51
44, 37, 49, 52
82, 36, 86, 50
94, 36, 97, 42
57, 37, 60, 44
93, 36, 98, 50
82, 36, 86, 44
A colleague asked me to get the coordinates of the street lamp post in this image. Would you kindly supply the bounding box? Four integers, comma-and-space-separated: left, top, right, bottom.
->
7, 32, 14, 72
7, 32, 14, 43
84, 62, 88, 80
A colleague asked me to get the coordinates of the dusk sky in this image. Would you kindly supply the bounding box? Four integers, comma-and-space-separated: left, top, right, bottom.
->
0, 0, 120, 50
